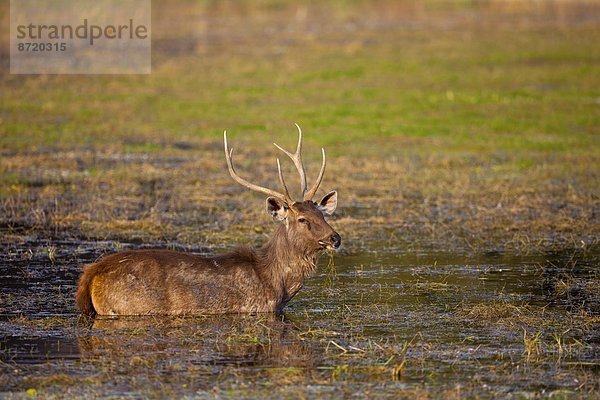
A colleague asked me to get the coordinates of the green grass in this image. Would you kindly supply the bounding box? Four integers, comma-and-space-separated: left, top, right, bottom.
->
1, 14, 598, 153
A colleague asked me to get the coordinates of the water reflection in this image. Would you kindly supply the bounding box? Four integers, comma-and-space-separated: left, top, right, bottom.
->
297, 249, 599, 314
78, 314, 314, 368
0, 334, 80, 364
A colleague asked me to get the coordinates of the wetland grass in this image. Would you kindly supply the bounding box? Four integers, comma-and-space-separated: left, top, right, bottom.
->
1, 0, 599, 398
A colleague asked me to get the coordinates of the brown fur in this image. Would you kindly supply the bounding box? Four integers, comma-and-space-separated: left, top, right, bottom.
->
75, 200, 340, 316
76, 264, 98, 317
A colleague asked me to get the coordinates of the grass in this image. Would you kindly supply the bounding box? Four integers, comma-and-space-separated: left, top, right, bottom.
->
0, 28, 598, 250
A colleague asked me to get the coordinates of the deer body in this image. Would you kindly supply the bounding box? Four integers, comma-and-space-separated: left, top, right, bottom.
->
76, 126, 341, 316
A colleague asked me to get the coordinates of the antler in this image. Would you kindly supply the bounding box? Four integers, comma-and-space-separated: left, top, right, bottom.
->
273, 123, 307, 198
274, 123, 326, 201
276, 158, 292, 202
224, 125, 326, 203
304, 147, 326, 201
224, 131, 291, 203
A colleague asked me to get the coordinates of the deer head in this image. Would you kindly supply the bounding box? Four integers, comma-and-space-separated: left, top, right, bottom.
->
223, 124, 341, 252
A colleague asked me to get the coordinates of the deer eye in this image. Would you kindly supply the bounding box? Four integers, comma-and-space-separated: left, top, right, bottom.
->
297, 217, 311, 230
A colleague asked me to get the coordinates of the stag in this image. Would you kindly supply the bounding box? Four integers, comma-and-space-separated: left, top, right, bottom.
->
76, 125, 341, 316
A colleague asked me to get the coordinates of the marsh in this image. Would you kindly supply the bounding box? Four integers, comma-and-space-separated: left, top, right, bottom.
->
1, 0, 599, 398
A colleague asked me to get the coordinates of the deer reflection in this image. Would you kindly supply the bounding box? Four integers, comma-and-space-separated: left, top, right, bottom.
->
77, 314, 314, 368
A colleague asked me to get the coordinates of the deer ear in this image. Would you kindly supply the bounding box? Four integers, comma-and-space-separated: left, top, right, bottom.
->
318, 190, 337, 215
266, 197, 288, 221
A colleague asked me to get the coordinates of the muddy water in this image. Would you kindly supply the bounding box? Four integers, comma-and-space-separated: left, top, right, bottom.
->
0, 237, 598, 397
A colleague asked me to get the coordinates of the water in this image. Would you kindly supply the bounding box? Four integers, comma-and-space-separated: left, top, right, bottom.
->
0, 237, 598, 397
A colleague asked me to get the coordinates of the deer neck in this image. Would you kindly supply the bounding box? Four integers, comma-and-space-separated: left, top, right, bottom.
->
258, 224, 318, 304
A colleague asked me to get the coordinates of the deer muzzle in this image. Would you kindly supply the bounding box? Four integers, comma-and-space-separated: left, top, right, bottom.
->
319, 232, 342, 250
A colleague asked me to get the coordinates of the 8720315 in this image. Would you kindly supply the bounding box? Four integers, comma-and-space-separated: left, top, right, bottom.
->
17, 42, 67, 52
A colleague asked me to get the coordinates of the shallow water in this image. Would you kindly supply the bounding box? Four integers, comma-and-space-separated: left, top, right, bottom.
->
0, 237, 598, 398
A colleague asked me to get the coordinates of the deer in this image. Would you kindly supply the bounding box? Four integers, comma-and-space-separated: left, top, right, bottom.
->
76, 124, 341, 316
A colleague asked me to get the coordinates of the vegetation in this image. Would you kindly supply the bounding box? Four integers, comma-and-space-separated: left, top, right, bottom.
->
0, 0, 598, 398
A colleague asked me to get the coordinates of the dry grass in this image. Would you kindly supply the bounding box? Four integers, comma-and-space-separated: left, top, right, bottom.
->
1, 145, 598, 256
456, 301, 535, 322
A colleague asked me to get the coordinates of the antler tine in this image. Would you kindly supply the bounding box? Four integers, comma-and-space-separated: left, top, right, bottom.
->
276, 159, 293, 203
304, 148, 326, 201
273, 123, 307, 198
223, 131, 287, 202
